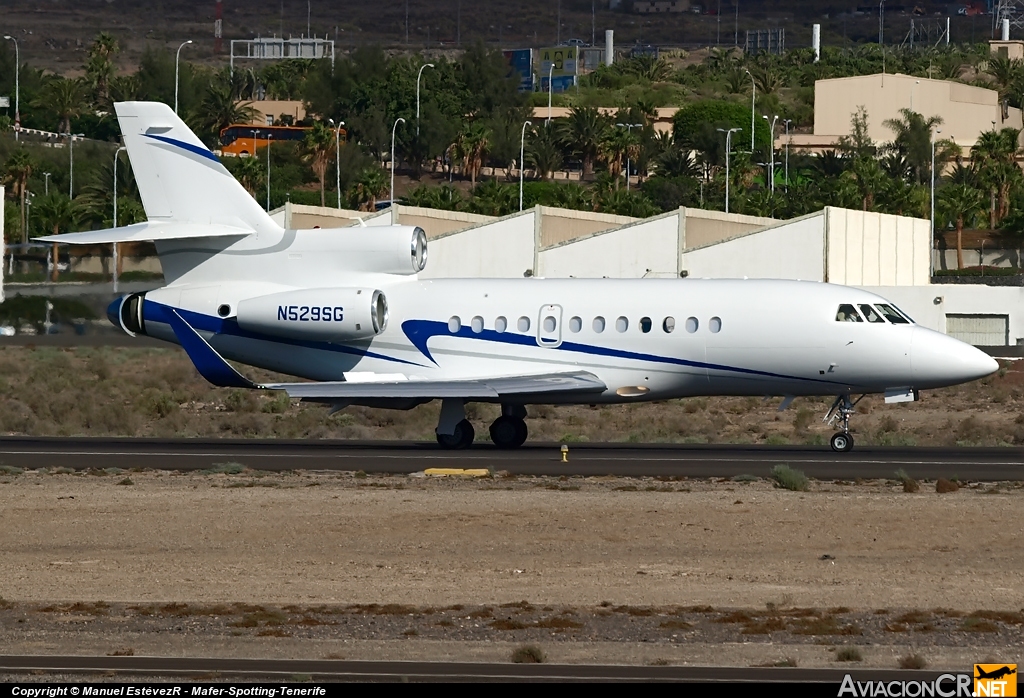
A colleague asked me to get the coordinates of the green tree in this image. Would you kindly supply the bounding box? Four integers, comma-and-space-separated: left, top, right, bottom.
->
526, 123, 564, 181
883, 108, 943, 184
971, 128, 1021, 228
938, 183, 986, 270
33, 76, 88, 136
3, 149, 34, 243
350, 166, 388, 212
32, 192, 78, 281
562, 106, 610, 180
302, 121, 336, 207
85, 32, 119, 107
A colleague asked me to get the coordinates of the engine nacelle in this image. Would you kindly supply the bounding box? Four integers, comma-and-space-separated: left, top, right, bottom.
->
235, 288, 388, 342
304, 225, 427, 275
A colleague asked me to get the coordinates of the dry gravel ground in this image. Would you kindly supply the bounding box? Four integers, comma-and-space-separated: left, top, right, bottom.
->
1, 469, 1022, 669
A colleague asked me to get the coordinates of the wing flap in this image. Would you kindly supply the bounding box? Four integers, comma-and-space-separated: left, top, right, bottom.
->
37, 221, 253, 245
267, 372, 607, 399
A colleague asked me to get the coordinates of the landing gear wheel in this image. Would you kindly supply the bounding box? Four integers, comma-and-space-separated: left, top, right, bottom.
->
830, 432, 854, 453
489, 416, 528, 449
436, 419, 475, 449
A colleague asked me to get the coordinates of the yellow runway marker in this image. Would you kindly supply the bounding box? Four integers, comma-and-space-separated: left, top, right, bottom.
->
424, 468, 491, 478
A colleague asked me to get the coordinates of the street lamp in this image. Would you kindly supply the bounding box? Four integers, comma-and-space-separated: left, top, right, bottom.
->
174, 40, 193, 115
930, 128, 941, 278
520, 119, 532, 212
3, 35, 19, 141
391, 117, 405, 210
546, 62, 555, 124
416, 63, 434, 136
266, 133, 272, 211
43, 172, 51, 196
782, 119, 792, 190
744, 69, 755, 152
717, 127, 740, 214
67, 133, 84, 198
762, 114, 778, 193
616, 122, 642, 191
113, 145, 127, 292
329, 119, 345, 209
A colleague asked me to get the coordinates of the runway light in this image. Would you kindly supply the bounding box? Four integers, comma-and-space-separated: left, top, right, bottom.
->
560, 444, 569, 463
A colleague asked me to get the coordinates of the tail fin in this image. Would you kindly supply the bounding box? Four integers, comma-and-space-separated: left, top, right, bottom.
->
115, 101, 278, 234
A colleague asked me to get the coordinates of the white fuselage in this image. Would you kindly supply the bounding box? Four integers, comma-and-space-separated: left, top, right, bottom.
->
137, 276, 996, 404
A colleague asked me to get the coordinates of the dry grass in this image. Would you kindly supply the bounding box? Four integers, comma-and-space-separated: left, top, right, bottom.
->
0, 347, 1020, 445
936, 478, 960, 494
511, 645, 545, 664
899, 654, 928, 669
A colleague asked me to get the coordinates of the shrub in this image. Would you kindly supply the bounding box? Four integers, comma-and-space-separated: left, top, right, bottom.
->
511, 644, 545, 664
770, 464, 809, 491
895, 469, 919, 493
836, 647, 863, 662
899, 654, 927, 669
936, 478, 959, 493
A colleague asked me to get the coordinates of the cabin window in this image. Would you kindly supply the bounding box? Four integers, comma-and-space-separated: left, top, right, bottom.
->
448, 316, 461, 332
495, 316, 508, 333
615, 316, 629, 332
543, 315, 556, 332
859, 304, 885, 323
569, 316, 582, 333
709, 316, 722, 333
593, 316, 606, 333
518, 316, 531, 332
663, 317, 675, 333
876, 304, 911, 324
835, 304, 863, 322
640, 317, 652, 333
471, 316, 484, 333
685, 317, 698, 333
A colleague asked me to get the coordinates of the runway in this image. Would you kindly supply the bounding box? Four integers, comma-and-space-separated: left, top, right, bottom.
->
0, 654, 954, 683
0, 437, 1020, 480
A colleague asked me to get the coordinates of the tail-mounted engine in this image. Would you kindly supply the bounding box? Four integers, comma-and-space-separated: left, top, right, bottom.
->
235, 288, 388, 342
108, 293, 147, 336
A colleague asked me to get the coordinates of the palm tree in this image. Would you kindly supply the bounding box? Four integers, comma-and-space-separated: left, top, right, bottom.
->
196, 77, 259, 144
302, 121, 335, 206
458, 121, 490, 187
33, 193, 78, 281
883, 108, 942, 184
526, 123, 563, 181
562, 106, 609, 180
599, 127, 635, 188
351, 166, 388, 212
938, 183, 986, 270
235, 155, 265, 199
33, 76, 88, 137
85, 32, 119, 107
971, 128, 1021, 227
3, 149, 33, 243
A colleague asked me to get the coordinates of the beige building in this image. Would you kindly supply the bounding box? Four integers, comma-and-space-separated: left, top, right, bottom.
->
808, 73, 1021, 150
245, 100, 307, 126
990, 39, 1024, 60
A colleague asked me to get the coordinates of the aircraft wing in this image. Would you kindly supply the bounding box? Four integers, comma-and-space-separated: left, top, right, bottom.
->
265, 372, 607, 399
36, 220, 253, 245
163, 305, 607, 399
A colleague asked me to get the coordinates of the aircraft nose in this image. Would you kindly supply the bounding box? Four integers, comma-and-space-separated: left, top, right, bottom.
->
912, 327, 999, 388
106, 297, 123, 329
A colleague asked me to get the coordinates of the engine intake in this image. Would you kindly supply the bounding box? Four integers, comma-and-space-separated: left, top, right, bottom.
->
108, 293, 147, 336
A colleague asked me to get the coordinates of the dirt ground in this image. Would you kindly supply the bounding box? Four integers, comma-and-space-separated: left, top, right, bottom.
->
0, 346, 1022, 447
1, 469, 1022, 668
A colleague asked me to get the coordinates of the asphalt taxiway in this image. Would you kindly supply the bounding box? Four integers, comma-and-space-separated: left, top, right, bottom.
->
0, 437, 1020, 480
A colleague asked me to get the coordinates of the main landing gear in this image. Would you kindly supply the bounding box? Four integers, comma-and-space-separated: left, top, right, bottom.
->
434, 400, 528, 449
824, 395, 863, 453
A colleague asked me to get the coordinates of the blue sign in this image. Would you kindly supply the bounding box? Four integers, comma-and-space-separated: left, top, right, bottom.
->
503, 49, 534, 93
540, 75, 576, 93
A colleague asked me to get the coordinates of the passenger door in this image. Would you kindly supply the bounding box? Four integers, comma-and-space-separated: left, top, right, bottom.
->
537, 304, 563, 348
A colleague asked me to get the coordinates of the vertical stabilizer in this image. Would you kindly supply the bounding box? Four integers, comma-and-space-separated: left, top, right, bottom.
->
115, 101, 279, 234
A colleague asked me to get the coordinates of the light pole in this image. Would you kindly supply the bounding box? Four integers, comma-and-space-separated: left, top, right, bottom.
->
113, 145, 127, 293
930, 128, 941, 278
762, 114, 778, 193
3, 35, 19, 141
616, 122, 642, 190
391, 117, 405, 209
744, 69, 755, 152
546, 62, 554, 124
329, 118, 345, 209
175, 40, 193, 115
266, 133, 272, 211
520, 120, 532, 211
717, 127, 740, 214
67, 133, 84, 198
782, 119, 792, 190
416, 63, 434, 136
43, 172, 51, 195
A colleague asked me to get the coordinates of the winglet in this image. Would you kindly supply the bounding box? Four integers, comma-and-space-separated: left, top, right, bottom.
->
164, 308, 261, 389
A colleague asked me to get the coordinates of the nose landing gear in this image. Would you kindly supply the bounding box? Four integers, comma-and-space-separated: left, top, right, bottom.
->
824, 395, 863, 453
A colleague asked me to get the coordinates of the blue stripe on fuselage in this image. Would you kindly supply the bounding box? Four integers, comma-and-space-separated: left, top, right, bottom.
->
401, 319, 847, 387
142, 133, 221, 164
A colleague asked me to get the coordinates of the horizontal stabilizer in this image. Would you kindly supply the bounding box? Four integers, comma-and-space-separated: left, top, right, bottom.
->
37, 221, 253, 245
267, 372, 607, 399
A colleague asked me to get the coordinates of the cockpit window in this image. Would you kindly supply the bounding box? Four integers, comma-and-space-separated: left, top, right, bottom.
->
836, 304, 863, 322
875, 304, 911, 324
859, 304, 885, 323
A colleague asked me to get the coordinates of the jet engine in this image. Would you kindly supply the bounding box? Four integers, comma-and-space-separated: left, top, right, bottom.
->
235, 288, 388, 342
310, 225, 427, 275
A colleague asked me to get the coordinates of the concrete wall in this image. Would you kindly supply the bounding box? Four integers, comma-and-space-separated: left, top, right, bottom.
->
814, 73, 1023, 147
682, 208, 776, 249
680, 212, 827, 280
420, 210, 536, 279
539, 210, 680, 278
538, 206, 636, 248
864, 284, 1024, 346
392, 205, 493, 239
269, 202, 388, 229
825, 207, 930, 286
